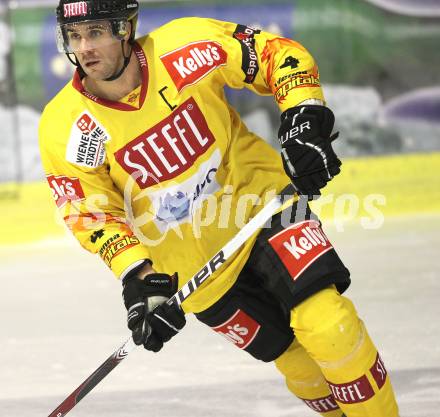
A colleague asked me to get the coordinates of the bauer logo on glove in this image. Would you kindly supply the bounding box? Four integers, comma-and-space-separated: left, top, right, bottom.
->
278, 105, 342, 200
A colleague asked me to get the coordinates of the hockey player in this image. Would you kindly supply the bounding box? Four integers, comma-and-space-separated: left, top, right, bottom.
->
39, 1, 399, 416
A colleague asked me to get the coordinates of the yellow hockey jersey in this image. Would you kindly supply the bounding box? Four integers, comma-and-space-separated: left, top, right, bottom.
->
39, 17, 325, 313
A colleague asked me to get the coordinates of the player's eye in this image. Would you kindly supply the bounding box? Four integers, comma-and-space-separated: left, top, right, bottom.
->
89, 29, 105, 38
67, 32, 81, 41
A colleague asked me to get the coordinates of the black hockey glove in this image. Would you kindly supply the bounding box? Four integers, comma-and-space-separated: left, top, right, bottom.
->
122, 270, 186, 352
278, 105, 342, 200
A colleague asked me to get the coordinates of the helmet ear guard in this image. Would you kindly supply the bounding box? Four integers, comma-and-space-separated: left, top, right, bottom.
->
110, 17, 137, 42
111, 19, 129, 40
127, 14, 138, 42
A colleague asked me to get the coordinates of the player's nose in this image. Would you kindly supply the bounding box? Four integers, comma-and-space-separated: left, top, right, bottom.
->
77, 37, 95, 53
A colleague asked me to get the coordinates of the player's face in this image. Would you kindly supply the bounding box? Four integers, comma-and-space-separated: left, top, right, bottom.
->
65, 21, 126, 80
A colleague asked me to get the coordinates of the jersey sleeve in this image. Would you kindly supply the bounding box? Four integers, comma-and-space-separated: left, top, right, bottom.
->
200, 18, 325, 112
39, 109, 151, 280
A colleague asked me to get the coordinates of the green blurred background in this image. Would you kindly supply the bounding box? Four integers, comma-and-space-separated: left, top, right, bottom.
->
0, 0, 439, 242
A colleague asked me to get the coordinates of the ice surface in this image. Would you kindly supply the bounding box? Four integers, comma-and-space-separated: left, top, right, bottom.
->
0, 215, 439, 416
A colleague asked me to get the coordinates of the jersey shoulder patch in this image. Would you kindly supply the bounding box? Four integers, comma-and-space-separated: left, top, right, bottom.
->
65, 111, 110, 168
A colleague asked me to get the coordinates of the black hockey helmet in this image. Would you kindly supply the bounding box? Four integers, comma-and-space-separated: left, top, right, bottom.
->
56, 0, 139, 53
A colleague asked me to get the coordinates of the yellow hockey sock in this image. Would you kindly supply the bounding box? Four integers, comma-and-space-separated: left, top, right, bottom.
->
290, 286, 399, 417
275, 338, 344, 416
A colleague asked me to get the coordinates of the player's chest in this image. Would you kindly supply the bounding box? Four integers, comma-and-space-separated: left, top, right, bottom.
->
105, 94, 220, 187
69, 48, 229, 187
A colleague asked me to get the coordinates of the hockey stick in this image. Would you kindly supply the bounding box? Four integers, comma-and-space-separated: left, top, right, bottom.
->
48, 186, 294, 417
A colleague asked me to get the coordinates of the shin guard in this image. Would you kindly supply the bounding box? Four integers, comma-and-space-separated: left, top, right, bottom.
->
275, 339, 344, 416
290, 286, 399, 417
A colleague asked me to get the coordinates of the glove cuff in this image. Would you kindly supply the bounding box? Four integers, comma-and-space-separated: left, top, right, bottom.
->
280, 105, 336, 141
122, 259, 153, 286
143, 273, 179, 298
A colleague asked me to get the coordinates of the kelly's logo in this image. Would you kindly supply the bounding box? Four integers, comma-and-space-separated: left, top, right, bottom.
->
46, 174, 85, 208
211, 309, 261, 350
160, 41, 227, 92
268, 220, 333, 281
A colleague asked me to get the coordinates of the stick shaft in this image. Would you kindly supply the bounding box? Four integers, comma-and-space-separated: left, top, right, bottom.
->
48, 188, 290, 417
48, 338, 136, 417
167, 192, 286, 307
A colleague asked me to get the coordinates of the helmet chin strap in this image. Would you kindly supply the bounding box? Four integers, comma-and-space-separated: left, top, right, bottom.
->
66, 53, 86, 78
104, 40, 132, 82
